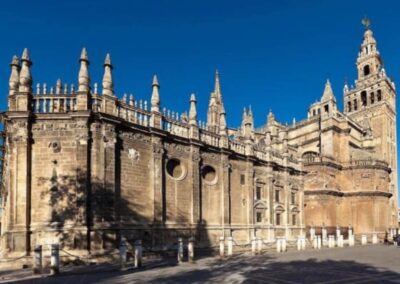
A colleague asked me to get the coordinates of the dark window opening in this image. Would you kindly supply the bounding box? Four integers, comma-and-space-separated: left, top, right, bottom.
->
240, 174, 245, 185
313, 110, 316, 116
292, 214, 296, 226
317, 108, 321, 115
377, 90, 382, 101
256, 186, 261, 200
370, 92, 375, 104
256, 212, 262, 223
361, 91, 367, 106
275, 190, 280, 202
347, 101, 352, 112
276, 213, 281, 226
363, 65, 370, 76
354, 99, 358, 111
324, 105, 329, 114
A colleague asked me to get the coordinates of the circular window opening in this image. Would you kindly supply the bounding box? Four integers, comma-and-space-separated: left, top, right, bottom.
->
202, 165, 217, 184
166, 159, 185, 180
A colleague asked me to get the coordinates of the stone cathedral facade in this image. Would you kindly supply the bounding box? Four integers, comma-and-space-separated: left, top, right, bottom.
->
0, 23, 397, 258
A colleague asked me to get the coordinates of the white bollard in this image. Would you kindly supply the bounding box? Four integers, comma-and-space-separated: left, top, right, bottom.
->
257, 238, 262, 254
251, 237, 257, 255
328, 235, 334, 248
313, 237, 318, 249
276, 238, 282, 253
281, 237, 287, 252
301, 236, 306, 250
177, 238, 184, 263
297, 237, 302, 251
322, 228, 327, 246
227, 237, 233, 256
134, 240, 142, 268
50, 244, 60, 275
219, 237, 225, 257
317, 236, 322, 249
33, 245, 42, 274
361, 235, 367, 245
310, 227, 315, 241
372, 233, 378, 244
188, 237, 195, 263
337, 235, 343, 248
348, 235, 355, 247
119, 239, 128, 269
336, 227, 341, 239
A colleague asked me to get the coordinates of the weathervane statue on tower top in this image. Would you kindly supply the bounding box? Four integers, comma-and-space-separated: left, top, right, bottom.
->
362, 17, 371, 30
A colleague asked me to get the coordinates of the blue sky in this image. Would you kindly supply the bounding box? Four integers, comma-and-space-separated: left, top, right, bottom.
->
1, 0, 400, 198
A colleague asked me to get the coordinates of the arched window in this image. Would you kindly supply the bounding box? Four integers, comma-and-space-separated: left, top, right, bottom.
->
354, 99, 358, 111
370, 92, 375, 104
361, 91, 367, 106
363, 65, 370, 76
302, 151, 318, 163
347, 101, 352, 112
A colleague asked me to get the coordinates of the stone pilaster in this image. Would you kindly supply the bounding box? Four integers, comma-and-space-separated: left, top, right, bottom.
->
151, 136, 164, 223
221, 153, 231, 229
190, 146, 201, 224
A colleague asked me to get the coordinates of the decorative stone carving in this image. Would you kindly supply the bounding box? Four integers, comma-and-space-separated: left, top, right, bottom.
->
128, 148, 140, 164
49, 141, 61, 153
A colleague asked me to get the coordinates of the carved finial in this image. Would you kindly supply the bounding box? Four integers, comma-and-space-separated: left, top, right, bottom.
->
43, 83, 47, 94
102, 53, 114, 96
18, 48, 32, 92
63, 83, 68, 94
123, 93, 127, 103
70, 84, 75, 93
151, 74, 160, 112
94, 82, 98, 94
219, 103, 227, 135
56, 78, 62, 94
189, 93, 197, 126
362, 17, 371, 30
78, 48, 90, 92
8, 55, 20, 96
50, 86, 54, 94
129, 94, 134, 106
36, 83, 40, 94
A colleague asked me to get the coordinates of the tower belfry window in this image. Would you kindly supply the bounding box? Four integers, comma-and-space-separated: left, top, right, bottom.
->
354, 99, 358, 111
347, 101, 352, 112
363, 65, 370, 76
361, 91, 367, 106
370, 92, 375, 104
377, 90, 382, 101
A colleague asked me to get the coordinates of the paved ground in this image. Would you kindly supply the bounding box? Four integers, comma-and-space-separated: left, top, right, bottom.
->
1, 245, 400, 283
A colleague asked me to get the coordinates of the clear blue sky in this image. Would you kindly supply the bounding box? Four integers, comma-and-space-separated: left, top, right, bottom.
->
1, 0, 400, 199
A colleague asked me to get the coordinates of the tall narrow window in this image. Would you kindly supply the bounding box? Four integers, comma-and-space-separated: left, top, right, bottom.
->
361, 91, 367, 106
291, 192, 296, 204
256, 212, 262, 223
256, 186, 261, 200
354, 99, 358, 111
240, 174, 245, 185
275, 190, 280, 202
377, 90, 382, 101
347, 101, 352, 112
292, 214, 296, 226
324, 105, 329, 114
363, 65, 370, 76
276, 213, 281, 226
370, 92, 375, 104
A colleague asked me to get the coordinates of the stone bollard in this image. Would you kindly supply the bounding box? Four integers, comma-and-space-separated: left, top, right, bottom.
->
119, 240, 128, 269
227, 237, 233, 256
310, 227, 315, 241
336, 227, 341, 239
328, 235, 334, 248
317, 236, 322, 249
177, 238, 184, 263
33, 245, 42, 274
297, 236, 302, 251
188, 237, 195, 263
313, 237, 318, 249
219, 237, 225, 257
134, 240, 142, 268
50, 244, 60, 275
251, 237, 257, 255
372, 233, 378, 244
337, 235, 344, 248
281, 237, 287, 252
276, 238, 282, 253
257, 238, 262, 254
322, 228, 327, 246
348, 235, 355, 247
361, 235, 367, 245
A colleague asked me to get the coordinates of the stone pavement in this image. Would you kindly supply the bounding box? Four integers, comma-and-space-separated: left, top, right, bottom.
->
1, 245, 400, 283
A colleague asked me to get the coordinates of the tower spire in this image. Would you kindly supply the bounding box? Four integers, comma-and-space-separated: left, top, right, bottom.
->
9, 55, 20, 96
321, 79, 336, 102
102, 53, 114, 96
18, 48, 32, 93
151, 75, 160, 112
189, 93, 197, 126
78, 47, 90, 92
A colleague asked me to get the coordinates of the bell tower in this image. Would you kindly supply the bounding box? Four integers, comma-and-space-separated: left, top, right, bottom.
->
343, 18, 398, 227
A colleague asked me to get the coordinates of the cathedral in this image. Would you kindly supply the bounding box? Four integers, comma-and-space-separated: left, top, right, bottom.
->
0, 21, 397, 259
